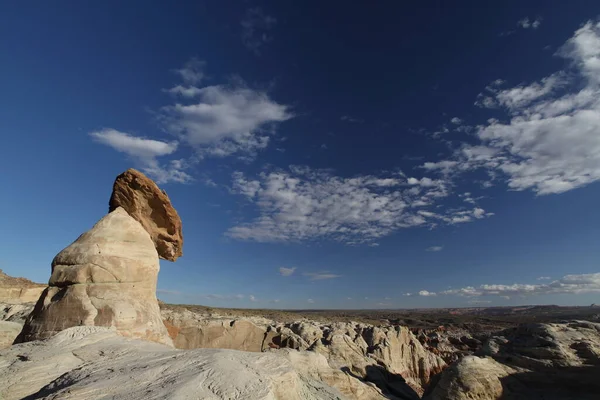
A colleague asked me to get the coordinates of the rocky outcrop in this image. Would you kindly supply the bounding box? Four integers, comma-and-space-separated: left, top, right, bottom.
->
425, 321, 600, 400
0, 269, 46, 304
0, 321, 22, 349
0, 326, 349, 400
424, 356, 512, 400
109, 168, 183, 261
15, 208, 172, 346
161, 308, 445, 398
162, 308, 268, 351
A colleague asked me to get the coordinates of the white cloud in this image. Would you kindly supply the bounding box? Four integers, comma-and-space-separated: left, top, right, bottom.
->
279, 267, 296, 276
90, 129, 192, 184
165, 85, 203, 98
418, 290, 436, 297
163, 83, 292, 161
303, 272, 342, 281
249, 295, 257, 302
450, 117, 463, 124
426, 246, 443, 252
518, 17, 542, 30
427, 21, 600, 196
537, 276, 552, 281
307, 298, 315, 304
227, 166, 492, 244
402, 293, 412, 296
441, 272, 600, 297
203, 293, 245, 300
241, 8, 277, 55
173, 57, 206, 85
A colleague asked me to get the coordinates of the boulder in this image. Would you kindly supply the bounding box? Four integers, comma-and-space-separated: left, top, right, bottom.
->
424, 356, 512, 400
14, 208, 172, 346
109, 168, 183, 261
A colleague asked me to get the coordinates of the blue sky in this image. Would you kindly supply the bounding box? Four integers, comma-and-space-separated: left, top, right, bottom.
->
2, 1, 600, 309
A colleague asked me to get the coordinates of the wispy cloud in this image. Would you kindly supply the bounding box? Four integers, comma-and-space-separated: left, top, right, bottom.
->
537, 276, 552, 281
249, 295, 257, 302
89, 129, 192, 184
279, 267, 297, 276
427, 21, 600, 196
418, 290, 436, 297
440, 273, 600, 297
156, 289, 182, 295
227, 166, 492, 244
173, 57, 206, 85
518, 17, 542, 30
340, 115, 364, 123
241, 8, 277, 55
426, 246, 443, 252
307, 298, 315, 303
303, 271, 342, 281
162, 79, 293, 161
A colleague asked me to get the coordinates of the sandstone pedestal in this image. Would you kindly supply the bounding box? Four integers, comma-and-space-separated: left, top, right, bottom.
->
15, 207, 172, 346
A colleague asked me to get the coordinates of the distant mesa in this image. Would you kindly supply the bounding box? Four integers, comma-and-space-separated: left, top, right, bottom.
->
109, 168, 183, 262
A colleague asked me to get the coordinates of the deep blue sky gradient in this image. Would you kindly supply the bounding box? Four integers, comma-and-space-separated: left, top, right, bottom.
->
1, 1, 599, 308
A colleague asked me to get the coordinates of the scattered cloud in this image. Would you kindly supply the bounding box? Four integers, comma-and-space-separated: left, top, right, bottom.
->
162, 81, 293, 161
340, 115, 364, 123
90, 128, 192, 184
228, 166, 492, 244
156, 289, 182, 295
467, 299, 492, 305
402, 293, 412, 296
440, 273, 600, 297
428, 21, 600, 195
249, 295, 257, 302
173, 57, 206, 85
203, 293, 245, 300
241, 8, 277, 55
537, 276, 552, 281
279, 267, 297, 276
418, 290, 436, 297
450, 117, 462, 125
307, 298, 315, 304
518, 17, 542, 30
426, 246, 443, 252
303, 271, 342, 281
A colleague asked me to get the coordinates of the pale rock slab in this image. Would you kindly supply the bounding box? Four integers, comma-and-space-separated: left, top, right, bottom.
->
0, 327, 344, 400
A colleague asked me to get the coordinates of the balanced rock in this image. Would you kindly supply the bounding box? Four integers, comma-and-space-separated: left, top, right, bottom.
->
109, 168, 183, 261
15, 207, 172, 346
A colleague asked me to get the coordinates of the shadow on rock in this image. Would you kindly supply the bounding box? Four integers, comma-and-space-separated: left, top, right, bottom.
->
342, 365, 421, 400
499, 364, 600, 400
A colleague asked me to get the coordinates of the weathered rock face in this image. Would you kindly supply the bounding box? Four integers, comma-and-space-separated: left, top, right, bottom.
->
0, 321, 22, 349
425, 321, 600, 400
424, 356, 512, 400
15, 208, 172, 346
1, 327, 346, 400
109, 168, 183, 261
264, 320, 445, 397
0, 269, 46, 304
162, 308, 268, 351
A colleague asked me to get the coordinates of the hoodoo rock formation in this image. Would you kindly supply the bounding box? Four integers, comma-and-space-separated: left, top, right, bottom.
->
109, 168, 183, 261
15, 169, 181, 346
